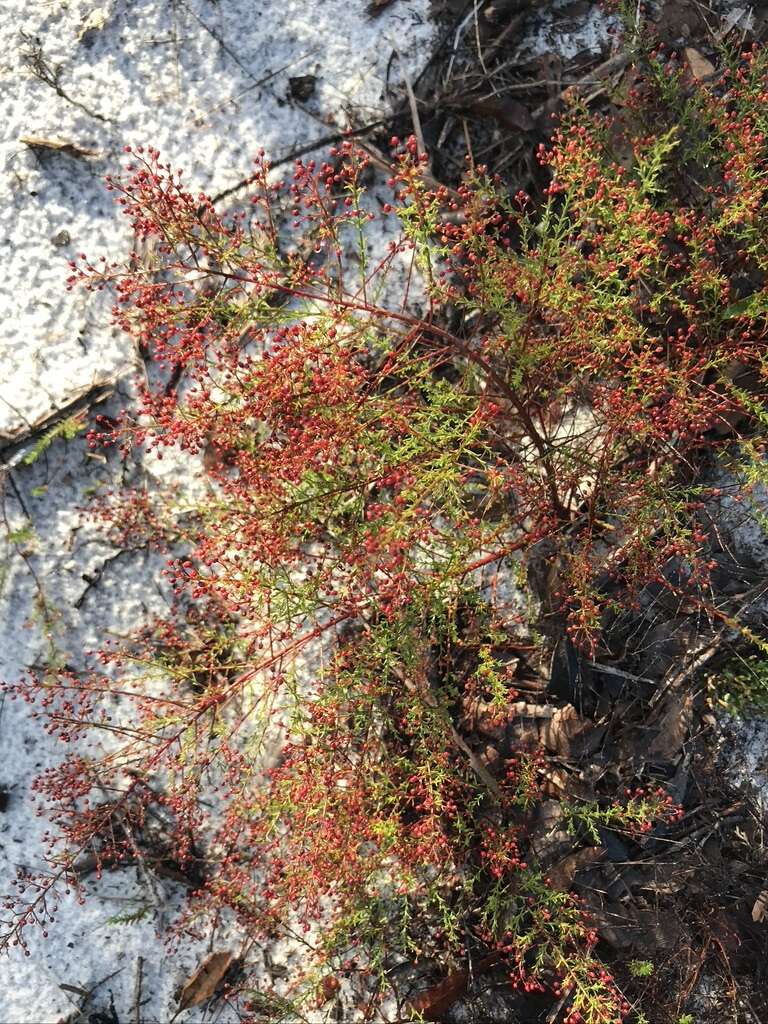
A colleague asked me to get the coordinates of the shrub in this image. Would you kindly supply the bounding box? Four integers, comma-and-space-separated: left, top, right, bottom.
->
5, 41, 768, 1024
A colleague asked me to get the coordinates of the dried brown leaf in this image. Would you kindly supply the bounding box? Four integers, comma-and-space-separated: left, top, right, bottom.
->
647, 691, 694, 763
547, 846, 604, 891
409, 968, 469, 1021
366, 0, 395, 15
19, 135, 99, 157
684, 47, 716, 82
460, 696, 506, 738
542, 703, 601, 758
177, 951, 234, 1011
409, 955, 500, 1021
540, 766, 594, 802
467, 96, 534, 132
612, 66, 640, 107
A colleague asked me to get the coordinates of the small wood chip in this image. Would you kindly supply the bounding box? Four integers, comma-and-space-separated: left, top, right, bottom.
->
752, 889, 768, 923
288, 75, 316, 101
59, 984, 90, 999
77, 7, 109, 41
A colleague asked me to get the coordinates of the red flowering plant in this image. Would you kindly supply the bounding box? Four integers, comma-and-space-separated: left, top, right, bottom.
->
5, 42, 768, 1024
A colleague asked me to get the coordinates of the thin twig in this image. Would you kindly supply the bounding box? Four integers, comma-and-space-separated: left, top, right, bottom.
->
97, 781, 167, 918
74, 546, 145, 610
20, 33, 116, 124
444, 8, 475, 86
481, 10, 529, 68
473, 0, 490, 81
210, 118, 392, 205
202, 49, 320, 117
169, 0, 182, 96
397, 50, 428, 165
133, 956, 144, 1024
546, 984, 575, 1023
356, 138, 459, 199
586, 661, 658, 686
531, 51, 631, 120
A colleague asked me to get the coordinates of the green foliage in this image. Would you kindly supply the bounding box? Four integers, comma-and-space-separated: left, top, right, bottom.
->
634, 128, 680, 197
5, 524, 35, 548
240, 991, 309, 1024
563, 790, 677, 844
105, 905, 151, 926
718, 651, 768, 713
22, 414, 84, 465
627, 959, 654, 979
